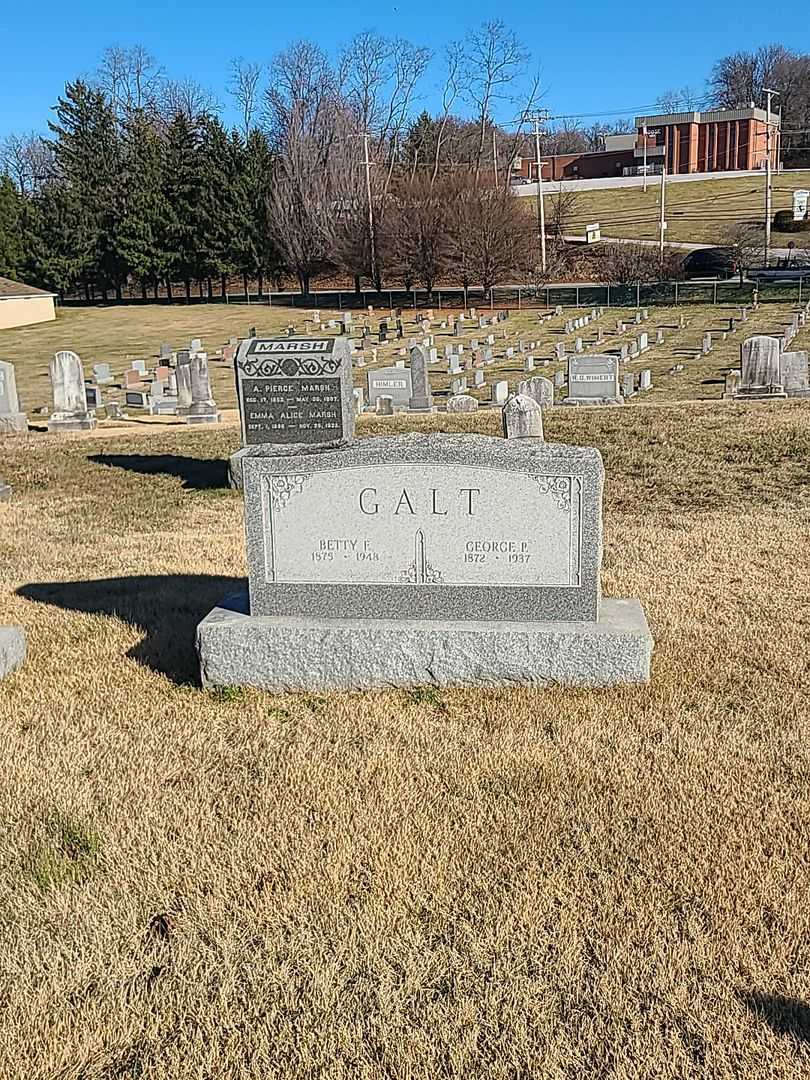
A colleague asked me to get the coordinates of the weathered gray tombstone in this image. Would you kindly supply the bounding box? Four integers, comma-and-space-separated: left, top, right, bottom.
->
474, 370, 486, 388
175, 351, 193, 414
197, 434, 653, 690
517, 375, 554, 409
446, 394, 479, 413
159, 343, 173, 361
48, 351, 97, 432
735, 336, 786, 398
408, 345, 434, 413
502, 394, 544, 439
367, 366, 413, 410
0, 361, 27, 434
0, 479, 10, 501
723, 370, 741, 398
190, 338, 203, 355
92, 362, 114, 385
186, 354, 220, 425
781, 350, 810, 397
702, 332, 713, 355
554, 370, 566, 389
622, 373, 636, 399
564, 354, 623, 406
353, 387, 364, 415
639, 369, 652, 391
639, 332, 649, 352
656, 328, 665, 345
376, 395, 394, 415
0, 625, 26, 680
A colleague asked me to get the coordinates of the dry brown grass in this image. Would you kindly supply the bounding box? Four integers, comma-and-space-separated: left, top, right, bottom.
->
1, 402, 810, 1077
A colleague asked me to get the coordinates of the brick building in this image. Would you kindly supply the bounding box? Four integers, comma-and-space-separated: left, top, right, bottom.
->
511, 106, 779, 183
633, 107, 778, 174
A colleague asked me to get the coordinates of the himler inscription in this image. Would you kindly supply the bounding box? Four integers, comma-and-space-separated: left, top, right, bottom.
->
234, 335, 354, 447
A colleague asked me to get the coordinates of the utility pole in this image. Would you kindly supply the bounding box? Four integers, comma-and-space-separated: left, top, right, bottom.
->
492, 127, 499, 186
763, 88, 779, 269
659, 162, 667, 266
532, 112, 549, 274
353, 132, 378, 291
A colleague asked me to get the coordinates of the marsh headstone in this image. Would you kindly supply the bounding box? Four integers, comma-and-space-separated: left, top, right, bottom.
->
234, 336, 354, 446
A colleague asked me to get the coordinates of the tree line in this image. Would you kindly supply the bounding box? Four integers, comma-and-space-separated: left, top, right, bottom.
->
1, 35, 808, 299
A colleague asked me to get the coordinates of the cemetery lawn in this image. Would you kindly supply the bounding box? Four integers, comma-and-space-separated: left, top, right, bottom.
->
531, 168, 810, 248
2, 401, 810, 1077
4, 298, 810, 414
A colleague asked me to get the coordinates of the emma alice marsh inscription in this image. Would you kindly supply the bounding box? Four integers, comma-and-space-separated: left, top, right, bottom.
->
262, 464, 582, 589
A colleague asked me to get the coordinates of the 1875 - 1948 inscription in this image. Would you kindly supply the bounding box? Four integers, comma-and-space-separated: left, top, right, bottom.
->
234, 336, 354, 447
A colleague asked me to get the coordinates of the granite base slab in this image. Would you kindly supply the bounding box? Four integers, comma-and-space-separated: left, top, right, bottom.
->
197, 592, 652, 691
0, 625, 26, 680
186, 412, 221, 425
48, 416, 97, 432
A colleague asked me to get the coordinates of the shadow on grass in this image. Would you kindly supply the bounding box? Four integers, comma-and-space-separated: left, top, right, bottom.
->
18, 574, 243, 686
740, 991, 810, 1044
89, 453, 229, 490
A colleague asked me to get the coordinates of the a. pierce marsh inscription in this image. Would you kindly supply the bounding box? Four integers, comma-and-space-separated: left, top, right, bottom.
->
234, 336, 354, 447
243, 434, 603, 621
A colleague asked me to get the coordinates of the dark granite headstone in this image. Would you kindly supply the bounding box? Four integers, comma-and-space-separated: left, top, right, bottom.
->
234, 335, 354, 448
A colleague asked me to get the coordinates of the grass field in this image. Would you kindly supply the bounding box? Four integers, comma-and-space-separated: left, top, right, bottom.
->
528, 170, 810, 248
2, 299, 810, 416
1, 399, 810, 1076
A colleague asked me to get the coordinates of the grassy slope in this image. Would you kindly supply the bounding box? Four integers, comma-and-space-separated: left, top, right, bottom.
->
528, 170, 810, 247
3, 299, 810, 416
1, 403, 810, 1076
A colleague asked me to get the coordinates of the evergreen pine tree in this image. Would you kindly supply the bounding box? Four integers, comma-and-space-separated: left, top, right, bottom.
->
118, 110, 169, 298
162, 112, 203, 300
0, 176, 24, 279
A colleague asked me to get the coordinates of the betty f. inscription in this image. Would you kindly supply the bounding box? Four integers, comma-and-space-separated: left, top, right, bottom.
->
262, 464, 582, 588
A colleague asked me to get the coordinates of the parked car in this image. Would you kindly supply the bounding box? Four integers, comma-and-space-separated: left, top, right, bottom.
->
748, 262, 810, 283
681, 247, 738, 279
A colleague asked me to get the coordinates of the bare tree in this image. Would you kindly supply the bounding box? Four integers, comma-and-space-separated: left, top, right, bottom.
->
462, 21, 530, 181
386, 173, 453, 291
656, 85, 704, 112
229, 59, 263, 139
445, 172, 533, 290
0, 132, 52, 194
547, 182, 579, 238
545, 121, 587, 155
431, 46, 462, 183
160, 78, 218, 123
594, 242, 683, 284
722, 222, 766, 282
94, 45, 164, 118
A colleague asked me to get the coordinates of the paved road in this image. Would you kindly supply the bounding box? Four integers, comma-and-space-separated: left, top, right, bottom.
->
563, 234, 800, 260
512, 168, 806, 196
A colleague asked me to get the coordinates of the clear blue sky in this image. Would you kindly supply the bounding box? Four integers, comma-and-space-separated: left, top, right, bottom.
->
1, 0, 808, 140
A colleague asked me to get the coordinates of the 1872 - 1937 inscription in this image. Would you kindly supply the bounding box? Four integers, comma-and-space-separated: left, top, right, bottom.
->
234, 336, 354, 447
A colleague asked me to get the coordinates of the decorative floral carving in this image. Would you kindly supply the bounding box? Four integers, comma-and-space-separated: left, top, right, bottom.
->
269, 474, 311, 511
532, 475, 572, 512
238, 354, 341, 378
398, 561, 444, 584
